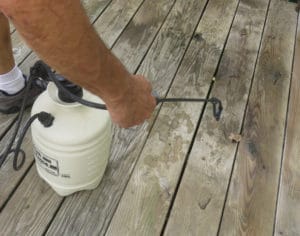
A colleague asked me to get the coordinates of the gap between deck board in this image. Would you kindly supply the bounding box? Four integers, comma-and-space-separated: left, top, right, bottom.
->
218, 1, 297, 235
163, 0, 273, 234
106, 0, 241, 234
274, 10, 300, 236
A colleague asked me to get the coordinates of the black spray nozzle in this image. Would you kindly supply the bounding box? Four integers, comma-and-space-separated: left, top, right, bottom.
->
209, 97, 223, 121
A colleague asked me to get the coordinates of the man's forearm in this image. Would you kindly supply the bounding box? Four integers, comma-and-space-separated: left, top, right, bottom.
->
0, 0, 156, 128
0, 0, 131, 103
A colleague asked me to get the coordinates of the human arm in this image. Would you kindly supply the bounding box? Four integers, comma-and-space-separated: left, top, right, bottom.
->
0, 0, 156, 127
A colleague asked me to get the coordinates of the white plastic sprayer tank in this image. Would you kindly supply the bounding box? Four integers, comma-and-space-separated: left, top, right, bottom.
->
31, 82, 112, 196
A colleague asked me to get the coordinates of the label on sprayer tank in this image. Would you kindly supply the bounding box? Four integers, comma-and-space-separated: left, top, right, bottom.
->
34, 146, 59, 176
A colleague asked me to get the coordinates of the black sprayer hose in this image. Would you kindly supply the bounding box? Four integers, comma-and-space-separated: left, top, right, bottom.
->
12, 112, 54, 170
0, 72, 54, 169
0, 74, 33, 168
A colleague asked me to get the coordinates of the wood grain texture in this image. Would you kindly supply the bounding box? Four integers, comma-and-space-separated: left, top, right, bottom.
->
274, 14, 300, 236
106, 0, 241, 235
218, 1, 297, 235
111, 0, 175, 74
81, 0, 112, 21
11, 32, 32, 66
0, 112, 31, 209
94, 0, 145, 48
0, 30, 36, 144
164, 0, 270, 235
0, 168, 62, 236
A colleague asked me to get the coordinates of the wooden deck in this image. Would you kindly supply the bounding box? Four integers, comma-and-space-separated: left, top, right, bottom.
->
0, 0, 299, 235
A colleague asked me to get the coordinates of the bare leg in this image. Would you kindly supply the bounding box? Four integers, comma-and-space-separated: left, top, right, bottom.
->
0, 13, 14, 74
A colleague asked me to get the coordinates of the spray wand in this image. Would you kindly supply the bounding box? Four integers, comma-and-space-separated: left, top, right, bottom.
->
154, 94, 223, 121
0, 61, 223, 171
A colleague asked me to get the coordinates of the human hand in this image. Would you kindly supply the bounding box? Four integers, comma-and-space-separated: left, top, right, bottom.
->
105, 75, 157, 128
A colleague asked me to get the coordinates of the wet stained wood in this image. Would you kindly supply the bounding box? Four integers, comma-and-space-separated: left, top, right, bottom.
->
218, 1, 297, 235
274, 15, 300, 236
164, 0, 270, 235
106, 0, 241, 235
0, 0, 175, 235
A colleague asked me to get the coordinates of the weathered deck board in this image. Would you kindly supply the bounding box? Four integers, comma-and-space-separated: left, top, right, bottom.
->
0, 0, 176, 235
0, 111, 31, 210
94, 0, 145, 48
111, 0, 175, 74
274, 14, 300, 236
164, 0, 270, 235
0, 0, 298, 235
0, 168, 62, 236
218, 1, 297, 235
81, 0, 112, 21
11, 32, 31, 66
106, 0, 241, 235
0, 0, 113, 211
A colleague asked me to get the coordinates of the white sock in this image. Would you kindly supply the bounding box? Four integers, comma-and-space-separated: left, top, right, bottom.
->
0, 66, 25, 95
